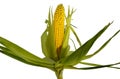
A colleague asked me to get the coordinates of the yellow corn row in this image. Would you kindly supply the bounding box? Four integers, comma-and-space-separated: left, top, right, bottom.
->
54, 4, 65, 55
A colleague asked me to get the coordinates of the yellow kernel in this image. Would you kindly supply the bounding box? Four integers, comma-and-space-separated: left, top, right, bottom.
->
54, 4, 65, 54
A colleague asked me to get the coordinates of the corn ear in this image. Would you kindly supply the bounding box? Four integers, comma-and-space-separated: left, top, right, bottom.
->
54, 4, 65, 56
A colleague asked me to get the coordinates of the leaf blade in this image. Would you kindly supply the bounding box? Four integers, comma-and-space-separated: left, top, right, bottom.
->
65, 62, 120, 70
61, 22, 112, 66
83, 29, 120, 60
0, 46, 43, 67
0, 37, 54, 69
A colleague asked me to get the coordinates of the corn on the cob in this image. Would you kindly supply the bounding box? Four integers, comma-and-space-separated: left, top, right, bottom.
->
54, 4, 65, 55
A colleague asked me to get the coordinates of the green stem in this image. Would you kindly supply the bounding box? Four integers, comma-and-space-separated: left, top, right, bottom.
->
55, 68, 63, 79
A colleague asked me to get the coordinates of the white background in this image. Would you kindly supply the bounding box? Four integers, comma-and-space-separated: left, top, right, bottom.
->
0, 0, 120, 79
